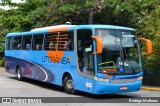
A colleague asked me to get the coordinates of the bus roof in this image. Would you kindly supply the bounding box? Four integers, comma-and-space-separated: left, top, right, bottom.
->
6, 24, 135, 37
76, 25, 135, 30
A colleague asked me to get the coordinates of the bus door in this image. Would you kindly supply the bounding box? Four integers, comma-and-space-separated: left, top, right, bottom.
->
76, 29, 95, 93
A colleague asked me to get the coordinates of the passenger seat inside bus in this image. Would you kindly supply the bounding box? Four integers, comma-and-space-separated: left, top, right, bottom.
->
36, 44, 42, 50
17, 44, 21, 50
67, 39, 73, 50
26, 44, 31, 50
49, 42, 54, 50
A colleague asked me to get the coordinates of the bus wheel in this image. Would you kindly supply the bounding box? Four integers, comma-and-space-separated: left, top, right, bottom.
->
63, 75, 75, 94
16, 67, 23, 81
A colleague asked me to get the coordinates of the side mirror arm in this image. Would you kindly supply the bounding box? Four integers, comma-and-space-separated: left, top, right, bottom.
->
138, 38, 152, 55
92, 36, 103, 54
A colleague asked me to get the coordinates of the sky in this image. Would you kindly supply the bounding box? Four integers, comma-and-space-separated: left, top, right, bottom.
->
0, 0, 25, 10
11, 0, 25, 3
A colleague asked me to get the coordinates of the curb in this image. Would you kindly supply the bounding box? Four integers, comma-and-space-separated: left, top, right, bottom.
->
141, 86, 160, 91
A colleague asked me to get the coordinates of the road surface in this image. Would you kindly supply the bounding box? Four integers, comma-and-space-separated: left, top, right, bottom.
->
0, 68, 159, 106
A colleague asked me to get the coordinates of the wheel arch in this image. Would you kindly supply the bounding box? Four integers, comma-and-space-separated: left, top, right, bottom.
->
62, 72, 73, 87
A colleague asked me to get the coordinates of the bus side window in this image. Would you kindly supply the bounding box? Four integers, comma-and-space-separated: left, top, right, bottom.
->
45, 33, 57, 51
45, 31, 74, 51
22, 36, 32, 50
57, 31, 74, 51
67, 34, 74, 50
13, 37, 22, 50
49, 42, 54, 50
33, 35, 43, 50
6, 37, 13, 50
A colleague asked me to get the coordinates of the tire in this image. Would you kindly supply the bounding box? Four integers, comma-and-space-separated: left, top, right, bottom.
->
63, 75, 75, 94
16, 67, 23, 81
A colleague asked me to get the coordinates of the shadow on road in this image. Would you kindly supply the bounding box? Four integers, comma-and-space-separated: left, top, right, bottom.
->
8, 76, 64, 93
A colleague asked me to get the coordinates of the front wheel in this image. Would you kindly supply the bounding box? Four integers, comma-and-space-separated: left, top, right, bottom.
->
63, 75, 75, 94
16, 67, 23, 81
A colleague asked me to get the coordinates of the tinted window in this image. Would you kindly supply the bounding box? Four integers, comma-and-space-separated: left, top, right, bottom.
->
77, 29, 95, 75
13, 37, 22, 50
22, 36, 32, 50
32, 35, 43, 50
45, 32, 57, 50
6, 37, 13, 50
45, 31, 74, 51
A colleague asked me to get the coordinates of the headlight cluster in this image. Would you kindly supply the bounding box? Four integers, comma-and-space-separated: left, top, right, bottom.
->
137, 76, 143, 80
94, 76, 143, 83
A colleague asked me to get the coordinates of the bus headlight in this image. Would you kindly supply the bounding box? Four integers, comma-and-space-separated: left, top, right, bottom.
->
138, 76, 143, 80
94, 77, 109, 82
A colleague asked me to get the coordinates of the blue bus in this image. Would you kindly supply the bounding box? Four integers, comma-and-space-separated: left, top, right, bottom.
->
5, 25, 152, 94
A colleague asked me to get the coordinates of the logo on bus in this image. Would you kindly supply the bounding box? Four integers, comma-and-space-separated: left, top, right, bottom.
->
42, 56, 71, 64
120, 66, 124, 72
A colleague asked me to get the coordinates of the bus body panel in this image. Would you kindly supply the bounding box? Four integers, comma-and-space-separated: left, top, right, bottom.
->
5, 50, 76, 85
5, 25, 144, 95
5, 51, 95, 93
94, 80, 142, 94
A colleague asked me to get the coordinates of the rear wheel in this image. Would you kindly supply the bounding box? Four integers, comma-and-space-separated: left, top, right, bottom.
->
16, 67, 23, 81
63, 75, 75, 94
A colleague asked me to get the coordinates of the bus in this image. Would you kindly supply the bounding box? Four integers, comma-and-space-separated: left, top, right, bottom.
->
5, 24, 152, 94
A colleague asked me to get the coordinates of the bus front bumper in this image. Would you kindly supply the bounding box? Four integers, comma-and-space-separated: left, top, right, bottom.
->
94, 80, 142, 94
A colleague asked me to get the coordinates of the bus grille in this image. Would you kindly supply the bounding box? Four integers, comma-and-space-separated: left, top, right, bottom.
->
110, 78, 138, 84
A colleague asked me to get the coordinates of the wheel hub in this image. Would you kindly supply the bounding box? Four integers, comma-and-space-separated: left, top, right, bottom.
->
66, 80, 73, 90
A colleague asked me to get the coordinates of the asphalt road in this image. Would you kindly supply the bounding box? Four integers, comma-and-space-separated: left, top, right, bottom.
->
0, 68, 159, 106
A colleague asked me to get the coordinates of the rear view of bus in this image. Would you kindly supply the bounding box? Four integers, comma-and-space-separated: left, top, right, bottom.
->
5, 25, 152, 95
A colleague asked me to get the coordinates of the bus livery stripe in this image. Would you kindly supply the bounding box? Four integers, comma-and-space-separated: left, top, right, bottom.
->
5, 56, 54, 82
48, 27, 68, 32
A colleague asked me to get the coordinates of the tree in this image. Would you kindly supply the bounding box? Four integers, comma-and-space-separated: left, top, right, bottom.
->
138, 0, 160, 70
0, 0, 160, 70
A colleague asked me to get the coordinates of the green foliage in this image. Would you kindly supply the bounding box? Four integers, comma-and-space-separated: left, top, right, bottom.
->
94, 0, 144, 27
0, 36, 4, 67
139, 0, 160, 70
0, 0, 160, 69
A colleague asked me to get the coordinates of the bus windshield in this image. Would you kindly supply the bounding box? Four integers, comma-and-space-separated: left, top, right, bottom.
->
95, 29, 142, 74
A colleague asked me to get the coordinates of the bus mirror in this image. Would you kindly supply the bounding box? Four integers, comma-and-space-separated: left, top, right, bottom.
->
91, 36, 102, 54
138, 38, 152, 55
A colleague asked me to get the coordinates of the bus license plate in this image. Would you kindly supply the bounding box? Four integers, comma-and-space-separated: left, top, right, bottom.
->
120, 86, 128, 90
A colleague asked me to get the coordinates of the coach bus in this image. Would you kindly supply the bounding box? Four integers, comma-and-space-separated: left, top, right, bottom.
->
5, 24, 152, 94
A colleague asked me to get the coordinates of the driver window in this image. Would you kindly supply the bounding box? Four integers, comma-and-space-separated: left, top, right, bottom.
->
83, 41, 94, 75
77, 29, 95, 75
